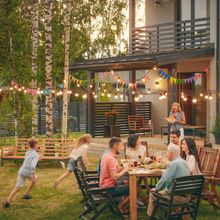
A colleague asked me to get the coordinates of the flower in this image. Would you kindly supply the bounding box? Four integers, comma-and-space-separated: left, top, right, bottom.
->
104, 110, 119, 118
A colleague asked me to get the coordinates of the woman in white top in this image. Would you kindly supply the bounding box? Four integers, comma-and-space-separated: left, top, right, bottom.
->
126, 134, 146, 160
126, 134, 150, 202
181, 137, 202, 175
54, 134, 92, 188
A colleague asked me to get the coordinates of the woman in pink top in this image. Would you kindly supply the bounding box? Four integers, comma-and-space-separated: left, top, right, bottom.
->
181, 137, 202, 175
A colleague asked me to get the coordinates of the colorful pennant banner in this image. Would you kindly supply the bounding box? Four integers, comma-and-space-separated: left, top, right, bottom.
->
159, 69, 205, 85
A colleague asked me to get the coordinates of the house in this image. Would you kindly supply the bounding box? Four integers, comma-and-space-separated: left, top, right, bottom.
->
69, 0, 220, 140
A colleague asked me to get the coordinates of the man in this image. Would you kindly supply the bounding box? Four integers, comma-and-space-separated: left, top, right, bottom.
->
170, 129, 181, 145
147, 143, 190, 217
100, 137, 129, 214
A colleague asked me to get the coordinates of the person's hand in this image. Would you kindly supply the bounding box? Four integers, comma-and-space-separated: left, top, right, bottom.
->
150, 188, 156, 192
123, 166, 130, 173
87, 162, 93, 166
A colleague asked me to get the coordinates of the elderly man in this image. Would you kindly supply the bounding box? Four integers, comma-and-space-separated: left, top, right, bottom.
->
100, 137, 129, 215
147, 143, 190, 217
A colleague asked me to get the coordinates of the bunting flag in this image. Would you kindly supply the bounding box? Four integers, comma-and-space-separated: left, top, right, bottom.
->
159, 69, 204, 85
69, 75, 83, 86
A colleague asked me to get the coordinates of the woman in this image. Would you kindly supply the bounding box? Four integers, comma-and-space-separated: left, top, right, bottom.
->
181, 137, 202, 175
54, 134, 92, 188
126, 134, 149, 203
167, 102, 186, 141
126, 134, 146, 159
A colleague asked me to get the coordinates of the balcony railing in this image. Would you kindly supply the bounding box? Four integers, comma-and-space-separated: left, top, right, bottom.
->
132, 17, 210, 54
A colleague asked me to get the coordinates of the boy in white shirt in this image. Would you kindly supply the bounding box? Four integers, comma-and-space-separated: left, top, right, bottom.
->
3, 139, 39, 208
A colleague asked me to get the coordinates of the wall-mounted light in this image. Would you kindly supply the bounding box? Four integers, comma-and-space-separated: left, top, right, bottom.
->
154, 0, 161, 7
155, 80, 159, 87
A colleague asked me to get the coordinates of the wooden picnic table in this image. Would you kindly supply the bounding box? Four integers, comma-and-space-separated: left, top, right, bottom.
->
128, 168, 163, 220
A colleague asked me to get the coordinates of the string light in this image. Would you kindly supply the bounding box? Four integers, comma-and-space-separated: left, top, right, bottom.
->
114, 95, 118, 99
132, 91, 135, 95
83, 94, 87, 99
205, 95, 209, 99
75, 93, 79, 97
153, 65, 157, 70
10, 87, 13, 90
52, 90, 55, 94
192, 98, 197, 103
200, 93, 204, 97
117, 88, 120, 92
120, 93, 123, 98
139, 93, 143, 98
89, 84, 93, 88
183, 97, 187, 101
101, 93, 105, 96
93, 94, 97, 99
209, 94, 213, 100
107, 93, 111, 98
147, 88, 151, 94
77, 84, 80, 87
0, 89, 2, 92
18, 88, 22, 91
134, 97, 140, 102
67, 90, 72, 94
155, 81, 159, 87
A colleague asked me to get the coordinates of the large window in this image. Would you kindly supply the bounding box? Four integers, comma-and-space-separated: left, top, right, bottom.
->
179, 0, 210, 21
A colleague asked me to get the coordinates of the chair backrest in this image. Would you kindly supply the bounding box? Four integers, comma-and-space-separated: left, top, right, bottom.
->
195, 140, 203, 155
171, 175, 204, 197
124, 141, 148, 158
199, 147, 219, 176
73, 167, 89, 197
128, 115, 144, 129
74, 156, 87, 173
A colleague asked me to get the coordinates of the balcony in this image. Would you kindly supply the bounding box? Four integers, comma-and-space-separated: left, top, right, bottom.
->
132, 17, 211, 54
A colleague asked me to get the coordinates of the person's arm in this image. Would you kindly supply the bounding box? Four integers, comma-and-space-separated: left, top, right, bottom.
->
30, 155, 39, 170
187, 155, 196, 175
110, 166, 129, 181
82, 151, 92, 166
155, 163, 176, 191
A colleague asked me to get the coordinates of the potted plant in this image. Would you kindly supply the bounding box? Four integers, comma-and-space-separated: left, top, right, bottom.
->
211, 116, 220, 144
104, 110, 119, 125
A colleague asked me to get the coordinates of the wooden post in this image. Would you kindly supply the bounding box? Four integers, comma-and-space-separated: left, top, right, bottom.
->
167, 66, 177, 144
129, 0, 136, 54
87, 72, 95, 137
129, 71, 136, 115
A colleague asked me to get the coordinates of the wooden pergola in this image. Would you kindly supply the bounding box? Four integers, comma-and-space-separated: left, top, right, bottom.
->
69, 47, 214, 136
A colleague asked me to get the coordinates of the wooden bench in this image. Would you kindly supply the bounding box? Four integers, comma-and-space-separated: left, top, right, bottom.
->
0, 138, 76, 166
128, 115, 153, 136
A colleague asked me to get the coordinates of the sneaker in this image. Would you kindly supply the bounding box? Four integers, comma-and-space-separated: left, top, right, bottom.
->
3, 201, 10, 208
22, 195, 32, 200
60, 161, 65, 169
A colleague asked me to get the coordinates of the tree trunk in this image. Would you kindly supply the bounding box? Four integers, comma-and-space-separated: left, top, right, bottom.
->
62, 0, 71, 138
45, 0, 53, 137
31, 0, 39, 137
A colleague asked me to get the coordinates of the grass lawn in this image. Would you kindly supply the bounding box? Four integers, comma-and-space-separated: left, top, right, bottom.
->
0, 155, 220, 220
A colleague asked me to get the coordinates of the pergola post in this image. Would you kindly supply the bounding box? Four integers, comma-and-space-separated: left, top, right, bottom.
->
129, 0, 136, 54
167, 66, 177, 144
86, 72, 95, 137
129, 71, 136, 115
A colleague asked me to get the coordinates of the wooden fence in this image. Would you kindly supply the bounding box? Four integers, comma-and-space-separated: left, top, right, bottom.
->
93, 102, 151, 136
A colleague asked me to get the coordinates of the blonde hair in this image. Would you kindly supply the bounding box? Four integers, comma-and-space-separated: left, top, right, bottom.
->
77, 134, 92, 147
171, 102, 181, 112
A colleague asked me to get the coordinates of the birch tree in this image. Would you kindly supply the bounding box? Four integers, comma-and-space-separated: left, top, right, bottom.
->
61, 0, 71, 138
31, 0, 39, 137
45, 0, 53, 137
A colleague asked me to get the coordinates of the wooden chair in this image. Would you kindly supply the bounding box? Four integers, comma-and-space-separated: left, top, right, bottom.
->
74, 156, 99, 183
128, 115, 153, 136
73, 167, 125, 220
151, 175, 205, 220
199, 147, 220, 209
199, 147, 219, 177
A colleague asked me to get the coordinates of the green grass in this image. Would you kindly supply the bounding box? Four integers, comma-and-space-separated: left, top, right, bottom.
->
0, 155, 220, 220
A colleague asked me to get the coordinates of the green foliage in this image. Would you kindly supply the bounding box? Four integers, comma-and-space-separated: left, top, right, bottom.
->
211, 116, 220, 136
0, 91, 32, 137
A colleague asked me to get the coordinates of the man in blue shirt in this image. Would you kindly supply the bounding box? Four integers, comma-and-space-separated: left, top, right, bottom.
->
147, 143, 190, 217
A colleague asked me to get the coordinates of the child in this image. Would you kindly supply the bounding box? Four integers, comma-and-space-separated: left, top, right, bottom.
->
54, 134, 92, 188
3, 138, 39, 208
